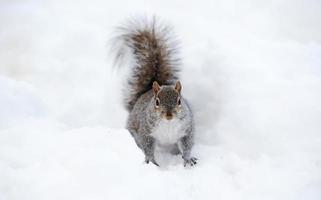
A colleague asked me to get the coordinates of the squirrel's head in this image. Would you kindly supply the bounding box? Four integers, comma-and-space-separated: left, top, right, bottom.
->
152, 81, 182, 121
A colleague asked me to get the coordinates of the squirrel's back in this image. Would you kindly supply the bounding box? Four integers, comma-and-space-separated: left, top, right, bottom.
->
112, 17, 181, 111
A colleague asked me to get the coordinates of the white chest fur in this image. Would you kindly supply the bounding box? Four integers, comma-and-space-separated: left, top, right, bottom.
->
151, 119, 185, 146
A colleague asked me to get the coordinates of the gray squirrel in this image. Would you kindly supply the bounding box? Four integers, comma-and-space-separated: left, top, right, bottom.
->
113, 17, 197, 167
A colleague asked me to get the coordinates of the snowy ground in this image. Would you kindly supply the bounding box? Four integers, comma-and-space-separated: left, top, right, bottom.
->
1, 0, 321, 199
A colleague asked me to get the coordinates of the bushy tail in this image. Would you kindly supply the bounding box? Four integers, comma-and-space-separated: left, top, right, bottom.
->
112, 17, 180, 111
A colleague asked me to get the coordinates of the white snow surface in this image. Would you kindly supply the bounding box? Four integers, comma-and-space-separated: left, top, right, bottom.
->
1, 0, 321, 199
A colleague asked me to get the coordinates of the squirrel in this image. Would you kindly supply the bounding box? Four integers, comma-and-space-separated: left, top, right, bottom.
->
112, 17, 197, 167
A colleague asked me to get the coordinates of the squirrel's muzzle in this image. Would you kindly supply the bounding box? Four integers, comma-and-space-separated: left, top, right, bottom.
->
165, 111, 173, 120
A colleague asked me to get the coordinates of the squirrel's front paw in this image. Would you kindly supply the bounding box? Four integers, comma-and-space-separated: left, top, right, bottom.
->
183, 157, 198, 167
145, 157, 159, 166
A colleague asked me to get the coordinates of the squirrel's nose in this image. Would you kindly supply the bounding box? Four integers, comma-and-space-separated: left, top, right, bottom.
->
165, 111, 173, 120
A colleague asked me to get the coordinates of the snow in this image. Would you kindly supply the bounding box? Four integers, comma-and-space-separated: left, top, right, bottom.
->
1, 0, 321, 199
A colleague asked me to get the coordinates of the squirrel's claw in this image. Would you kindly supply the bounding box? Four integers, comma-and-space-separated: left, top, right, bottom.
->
183, 157, 198, 167
145, 157, 159, 167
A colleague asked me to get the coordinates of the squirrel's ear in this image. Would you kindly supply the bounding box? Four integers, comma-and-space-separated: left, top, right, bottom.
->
175, 81, 182, 93
153, 81, 160, 96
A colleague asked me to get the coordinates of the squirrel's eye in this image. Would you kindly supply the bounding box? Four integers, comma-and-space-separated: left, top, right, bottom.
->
177, 97, 181, 106
155, 98, 160, 107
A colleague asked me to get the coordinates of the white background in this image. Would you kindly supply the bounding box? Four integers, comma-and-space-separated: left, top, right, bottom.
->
1, 0, 321, 199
